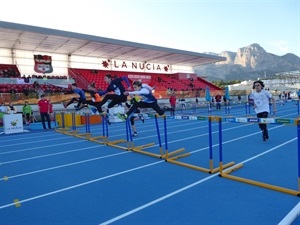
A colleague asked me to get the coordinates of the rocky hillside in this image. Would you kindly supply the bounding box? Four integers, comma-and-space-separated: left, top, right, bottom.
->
195, 43, 300, 81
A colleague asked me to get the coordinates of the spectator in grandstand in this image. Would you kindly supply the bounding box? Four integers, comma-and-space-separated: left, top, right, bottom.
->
9, 86, 17, 101
38, 94, 52, 130
95, 74, 131, 114
169, 92, 176, 115
63, 83, 87, 110
45, 86, 52, 96
252, 80, 276, 141
32, 81, 45, 99
23, 85, 29, 97
33, 81, 40, 89
36, 87, 45, 99
22, 101, 33, 125
22, 75, 30, 83
117, 80, 172, 121
125, 96, 145, 137
9, 86, 16, 94
7, 102, 17, 114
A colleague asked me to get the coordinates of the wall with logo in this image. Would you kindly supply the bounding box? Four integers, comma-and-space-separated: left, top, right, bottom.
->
0, 47, 195, 76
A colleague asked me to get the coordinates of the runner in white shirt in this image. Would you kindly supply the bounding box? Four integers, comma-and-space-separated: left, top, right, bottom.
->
252, 80, 276, 141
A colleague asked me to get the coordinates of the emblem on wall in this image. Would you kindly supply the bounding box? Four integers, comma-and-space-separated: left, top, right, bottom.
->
34, 55, 53, 73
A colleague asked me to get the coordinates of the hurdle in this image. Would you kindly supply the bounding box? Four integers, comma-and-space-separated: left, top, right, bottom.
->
128, 116, 155, 154
63, 113, 80, 136
219, 117, 300, 197
129, 114, 165, 158
165, 115, 234, 173
245, 102, 251, 115
55, 112, 71, 134
74, 113, 91, 139
88, 113, 133, 150
207, 102, 212, 114
87, 114, 109, 144
224, 102, 230, 115
104, 116, 130, 151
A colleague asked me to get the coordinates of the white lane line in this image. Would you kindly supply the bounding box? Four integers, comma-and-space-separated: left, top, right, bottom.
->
0, 161, 162, 210
0, 145, 103, 165
0, 132, 62, 143
0, 124, 286, 180
0, 151, 129, 181
0, 136, 76, 148
0, 140, 86, 155
99, 138, 297, 225
278, 202, 300, 225
99, 174, 220, 225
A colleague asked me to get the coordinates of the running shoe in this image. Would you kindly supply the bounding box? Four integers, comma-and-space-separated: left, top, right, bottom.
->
117, 113, 128, 121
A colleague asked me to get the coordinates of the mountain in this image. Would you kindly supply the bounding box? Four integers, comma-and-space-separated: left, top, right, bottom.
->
196, 43, 300, 81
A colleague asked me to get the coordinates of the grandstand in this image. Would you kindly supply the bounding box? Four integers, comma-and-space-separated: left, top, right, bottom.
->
0, 21, 226, 103
0, 64, 223, 104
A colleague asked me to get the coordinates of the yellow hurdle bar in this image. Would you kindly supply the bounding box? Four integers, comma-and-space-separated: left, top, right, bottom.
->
130, 142, 155, 151
55, 127, 70, 133
169, 152, 191, 160
166, 148, 185, 157
106, 139, 129, 151
107, 139, 127, 145
63, 130, 79, 136
131, 148, 162, 158
88, 136, 108, 144
221, 173, 300, 197
74, 133, 91, 139
220, 163, 300, 196
167, 159, 211, 173
106, 143, 129, 151
209, 161, 235, 174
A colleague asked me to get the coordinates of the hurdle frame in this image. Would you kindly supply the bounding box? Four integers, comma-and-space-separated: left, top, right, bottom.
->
87, 114, 109, 144
219, 117, 300, 197
165, 115, 235, 173
63, 112, 80, 136
74, 113, 91, 139
129, 114, 168, 158
55, 112, 71, 134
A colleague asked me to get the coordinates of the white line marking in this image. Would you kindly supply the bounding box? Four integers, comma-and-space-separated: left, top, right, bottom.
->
99, 138, 297, 225
278, 202, 300, 225
0, 161, 162, 210
0, 151, 129, 181
99, 174, 220, 225
0, 145, 103, 165
0, 140, 86, 155
0, 136, 75, 148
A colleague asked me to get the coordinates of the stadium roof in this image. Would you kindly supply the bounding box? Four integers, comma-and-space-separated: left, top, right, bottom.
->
0, 21, 226, 67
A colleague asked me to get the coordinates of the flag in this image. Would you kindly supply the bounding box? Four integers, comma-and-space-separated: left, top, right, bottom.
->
205, 86, 211, 102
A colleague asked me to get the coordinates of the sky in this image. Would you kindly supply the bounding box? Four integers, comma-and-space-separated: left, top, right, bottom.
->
0, 0, 299, 57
